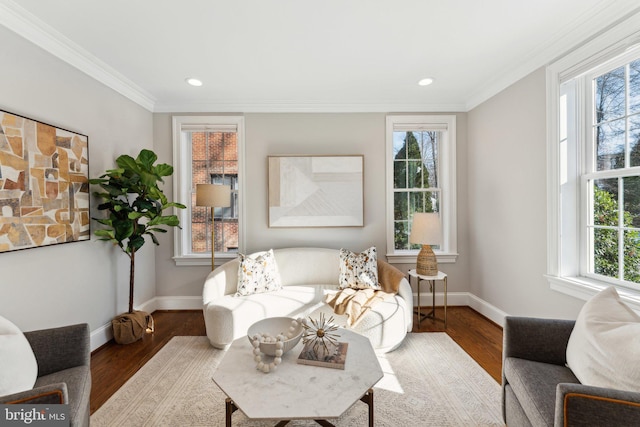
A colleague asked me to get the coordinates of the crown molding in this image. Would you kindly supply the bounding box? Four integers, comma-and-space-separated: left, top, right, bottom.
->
153, 101, 467, 114
0, 0, 156, 111
465, 1, 640, 111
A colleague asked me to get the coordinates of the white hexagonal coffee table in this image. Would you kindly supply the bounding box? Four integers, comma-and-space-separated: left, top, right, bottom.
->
213, 328, 382, 426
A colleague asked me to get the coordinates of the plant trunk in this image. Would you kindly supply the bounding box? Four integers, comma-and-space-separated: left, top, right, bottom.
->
128, 250, 135, 314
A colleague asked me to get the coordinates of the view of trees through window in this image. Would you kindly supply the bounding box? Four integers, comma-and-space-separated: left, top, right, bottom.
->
591, 58, 640, 284
393, 130, 439, 250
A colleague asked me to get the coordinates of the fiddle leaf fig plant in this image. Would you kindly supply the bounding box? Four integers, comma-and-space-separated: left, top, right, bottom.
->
89, 149, 186, 314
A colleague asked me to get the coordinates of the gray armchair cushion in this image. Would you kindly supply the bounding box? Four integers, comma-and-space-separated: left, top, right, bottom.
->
504, 357, 579, 426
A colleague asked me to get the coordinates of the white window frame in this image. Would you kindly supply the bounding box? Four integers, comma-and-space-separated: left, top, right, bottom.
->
385, 115, 458, 263
546, 12, 640, 309
171, 115, 246, 267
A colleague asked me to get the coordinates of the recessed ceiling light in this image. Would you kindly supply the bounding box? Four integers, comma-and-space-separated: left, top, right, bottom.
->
185, 78, 203, 87
418, 78, 435, 86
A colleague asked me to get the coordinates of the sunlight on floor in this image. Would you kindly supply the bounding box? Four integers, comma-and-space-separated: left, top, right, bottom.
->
374, 353, 404, 394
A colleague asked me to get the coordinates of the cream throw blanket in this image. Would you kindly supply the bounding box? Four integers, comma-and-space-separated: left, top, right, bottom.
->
325, 260, 405, 328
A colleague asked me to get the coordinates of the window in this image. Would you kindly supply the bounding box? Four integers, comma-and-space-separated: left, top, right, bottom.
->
172, 116, 245, 266
547, 12, 640, 307
385, 115, 457, 263
586, 58, 640, 285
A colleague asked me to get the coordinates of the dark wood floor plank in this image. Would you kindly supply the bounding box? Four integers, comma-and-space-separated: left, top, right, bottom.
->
90, 307, 503, 414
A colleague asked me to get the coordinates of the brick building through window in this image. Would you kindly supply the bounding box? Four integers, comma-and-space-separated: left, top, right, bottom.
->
189, 131, 238, 254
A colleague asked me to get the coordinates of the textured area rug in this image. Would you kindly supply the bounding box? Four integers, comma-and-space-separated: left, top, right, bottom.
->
91, 333, 504, 426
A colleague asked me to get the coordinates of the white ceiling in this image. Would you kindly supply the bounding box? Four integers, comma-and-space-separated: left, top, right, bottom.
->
2, 0, 639, 112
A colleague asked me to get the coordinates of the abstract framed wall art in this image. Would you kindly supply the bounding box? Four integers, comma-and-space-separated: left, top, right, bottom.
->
0, 110, 89, 252
268, 155, 364, 227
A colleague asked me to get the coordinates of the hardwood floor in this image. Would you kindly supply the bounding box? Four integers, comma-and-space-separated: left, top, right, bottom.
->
90, 307, 503, 415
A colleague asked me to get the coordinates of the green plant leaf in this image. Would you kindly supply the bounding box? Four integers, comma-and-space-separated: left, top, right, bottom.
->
128, 235, 146, 252
147, 186, 163, 200
147, 227, 167, 233
113, 220, 134, 241
128, 211, 145, 220
139, 171, 159, 187
94, 229, 115, 239
163, 202, 187, 210
149, 233, 160, 245
137, 149, 158, 170
155, 163, 173, 177
116, 155, 140, 173
88, 177, 109, 185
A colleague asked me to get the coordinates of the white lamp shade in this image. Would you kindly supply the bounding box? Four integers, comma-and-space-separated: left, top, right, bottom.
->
409, 212, 442, 245
196, 184, 231, 207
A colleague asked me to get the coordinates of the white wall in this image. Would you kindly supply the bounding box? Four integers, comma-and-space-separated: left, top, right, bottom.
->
467, 67, 584, 319
0, 27, 154, 344
153, 112, 471, 300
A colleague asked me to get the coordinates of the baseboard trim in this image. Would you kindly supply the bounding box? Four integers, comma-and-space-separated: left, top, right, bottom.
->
465, 293, 508, 327
413, 291, 507, 327
90, 322, 113, 352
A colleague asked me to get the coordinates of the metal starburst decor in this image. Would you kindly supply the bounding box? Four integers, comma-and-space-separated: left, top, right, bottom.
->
301, 312, 341, 355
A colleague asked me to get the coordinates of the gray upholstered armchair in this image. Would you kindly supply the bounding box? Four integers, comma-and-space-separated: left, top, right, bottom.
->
0, 323, 91, 427
502, 316, 640, 426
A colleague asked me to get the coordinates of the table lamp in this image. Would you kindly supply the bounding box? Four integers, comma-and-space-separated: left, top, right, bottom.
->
409, 212, 442, 276
196, 184, 231, 270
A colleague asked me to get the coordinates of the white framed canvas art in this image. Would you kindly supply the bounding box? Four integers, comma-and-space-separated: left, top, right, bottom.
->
268, 155, 364, 227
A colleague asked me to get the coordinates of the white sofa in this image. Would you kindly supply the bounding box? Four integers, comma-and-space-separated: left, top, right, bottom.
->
202, 247, 413, 353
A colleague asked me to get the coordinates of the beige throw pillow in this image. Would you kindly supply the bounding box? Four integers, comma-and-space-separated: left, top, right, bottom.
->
566, 286, 640, 393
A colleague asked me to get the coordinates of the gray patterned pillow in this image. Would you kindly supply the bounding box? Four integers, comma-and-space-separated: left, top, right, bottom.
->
338, 246, 381, 290
235, 249, 283, 296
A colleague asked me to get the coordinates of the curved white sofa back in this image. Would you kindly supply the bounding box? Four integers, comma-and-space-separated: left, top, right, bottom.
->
204, 247, 341, 304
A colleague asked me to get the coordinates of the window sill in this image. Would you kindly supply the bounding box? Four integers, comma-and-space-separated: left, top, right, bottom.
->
546, 274, 640, 312
386, 252, 458, 264
173, 253, 237, 267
